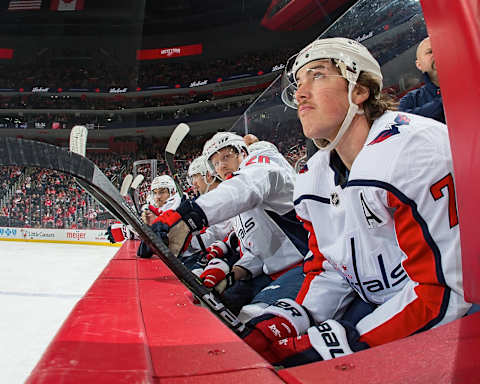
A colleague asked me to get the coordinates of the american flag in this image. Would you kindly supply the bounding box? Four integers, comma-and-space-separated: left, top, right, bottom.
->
8, 0, 42, 10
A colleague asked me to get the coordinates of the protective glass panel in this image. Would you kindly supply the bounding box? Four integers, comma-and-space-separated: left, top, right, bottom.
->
232, 0, 427, 169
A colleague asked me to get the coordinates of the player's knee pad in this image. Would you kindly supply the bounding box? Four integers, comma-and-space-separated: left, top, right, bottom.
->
238, 302, 269, 323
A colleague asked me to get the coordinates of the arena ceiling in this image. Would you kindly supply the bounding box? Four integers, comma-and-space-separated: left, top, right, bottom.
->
0, 0, 356, 62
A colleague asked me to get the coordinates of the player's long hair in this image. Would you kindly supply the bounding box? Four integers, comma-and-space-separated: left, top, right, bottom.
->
357, 71, 398, 125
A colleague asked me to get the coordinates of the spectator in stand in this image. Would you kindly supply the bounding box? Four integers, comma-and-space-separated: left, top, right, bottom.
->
399, 36, 445, 123
0, 127, 309, 230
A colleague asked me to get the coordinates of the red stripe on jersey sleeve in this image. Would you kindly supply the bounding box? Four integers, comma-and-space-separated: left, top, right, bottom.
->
295, 216, 327, 304
297, 216, 326, 274
360, 191, 447, 346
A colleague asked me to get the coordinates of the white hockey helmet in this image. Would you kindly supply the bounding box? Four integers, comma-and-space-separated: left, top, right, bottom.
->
202, 132, 248, 175
281, 37, 383, 152
150, 175, 176, 195
187, 155, 221, 193
187, 155, 209, 185
248, 140, 279, 153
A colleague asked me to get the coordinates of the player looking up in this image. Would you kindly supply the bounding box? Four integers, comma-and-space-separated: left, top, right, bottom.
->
240, 37, 471, 367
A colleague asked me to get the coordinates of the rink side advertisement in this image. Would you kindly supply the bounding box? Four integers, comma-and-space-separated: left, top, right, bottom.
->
0, 227, 120, 246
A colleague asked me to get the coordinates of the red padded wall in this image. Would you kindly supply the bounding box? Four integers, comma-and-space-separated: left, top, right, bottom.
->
26, 241, 154, 384
26, 241, 282, 383
420, 0, 480, 303
279, 312, 480, 384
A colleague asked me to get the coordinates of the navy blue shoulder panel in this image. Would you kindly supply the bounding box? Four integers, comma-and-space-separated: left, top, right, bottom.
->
265, 208, 309, 257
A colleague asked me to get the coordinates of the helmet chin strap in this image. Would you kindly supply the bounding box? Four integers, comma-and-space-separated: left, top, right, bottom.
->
314, 81, 363, 152
203, 174, 221, 194
204, 176, 213, 194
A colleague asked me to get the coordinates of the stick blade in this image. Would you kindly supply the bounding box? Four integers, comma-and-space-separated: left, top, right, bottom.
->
131, 174, 144, 190
69, 125, 88, 156
120, 174, 133, 196
165, 123, 190, 155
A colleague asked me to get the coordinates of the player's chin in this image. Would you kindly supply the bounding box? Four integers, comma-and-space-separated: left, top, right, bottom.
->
301, 123, 320, 140
222, 172, 233, 180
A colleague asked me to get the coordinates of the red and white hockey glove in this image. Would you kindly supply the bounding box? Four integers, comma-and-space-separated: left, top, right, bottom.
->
266, 320, 369, 366
199, 258, 234, 293
106, 222, 134, 243
242, 298, 313, 358
205, 240, 229, 261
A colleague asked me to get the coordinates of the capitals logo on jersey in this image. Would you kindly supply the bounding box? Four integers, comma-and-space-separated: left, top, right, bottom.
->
340, 254, 408, 296
368, 114, 411, 146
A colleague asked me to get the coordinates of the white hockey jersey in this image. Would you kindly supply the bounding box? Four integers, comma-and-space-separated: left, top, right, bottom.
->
294, 111, 470, 347
195, 147, 308, 278
159, 193, 182, 213
189, 219, 233, 251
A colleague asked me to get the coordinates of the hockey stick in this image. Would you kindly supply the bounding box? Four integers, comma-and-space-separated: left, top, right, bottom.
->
119, 173, 144, 214
69, 126, 127, 220
165, 123, 190, 195
128, 174, 144, 213
120, 174, 144, 198
69, 125, 88, 156
96, 212, 115, 221
0, 137, 244, 334
70, 125, 118, 221
164, 123, 208, 252
131, 173, 144, 190
97, 174, 141, 220
120, 174, 134, 196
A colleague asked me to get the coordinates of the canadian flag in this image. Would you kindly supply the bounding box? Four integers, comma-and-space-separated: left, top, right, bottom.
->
50, 0, 84, 11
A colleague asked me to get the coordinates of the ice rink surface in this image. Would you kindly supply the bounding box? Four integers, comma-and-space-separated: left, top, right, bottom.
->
0, 241, 117, 383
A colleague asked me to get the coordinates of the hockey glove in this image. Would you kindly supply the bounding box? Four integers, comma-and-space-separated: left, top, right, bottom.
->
154, 200, 208, 257
201, 231, 239, 264
205, 240, 229, 261
136, 221, 169, 259
137, 241, 153, 258
199, 258, 235, 293
106, 222, 134, 243
266, 320, 369, 367
148, 204, 161, 216
242, 298, 313, 357
225, 231, 240, 254
151, 221, 169, 244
